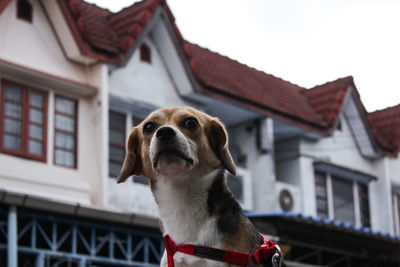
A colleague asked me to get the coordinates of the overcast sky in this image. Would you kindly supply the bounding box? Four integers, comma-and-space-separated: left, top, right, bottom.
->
87, 0, 400, 112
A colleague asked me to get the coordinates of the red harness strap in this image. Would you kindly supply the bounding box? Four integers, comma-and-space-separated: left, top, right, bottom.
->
164, 234, 278, 267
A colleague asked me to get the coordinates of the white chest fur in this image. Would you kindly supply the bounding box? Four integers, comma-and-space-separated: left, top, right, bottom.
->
153, 170, 223, 247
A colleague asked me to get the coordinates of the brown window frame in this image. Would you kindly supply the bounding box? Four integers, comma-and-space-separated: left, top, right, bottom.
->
53, 95, 78, 169
0, 80, 48, 162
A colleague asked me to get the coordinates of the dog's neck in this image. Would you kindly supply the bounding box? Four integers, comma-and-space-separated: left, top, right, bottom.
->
152, 169, 224, 246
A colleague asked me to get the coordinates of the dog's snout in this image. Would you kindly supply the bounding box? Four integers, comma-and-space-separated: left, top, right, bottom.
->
156, 126, 176, 141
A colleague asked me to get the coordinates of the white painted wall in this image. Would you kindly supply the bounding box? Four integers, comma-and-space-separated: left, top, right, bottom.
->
228, 118, 276, 212
109, 37, 187, 109
0, 1, 109, 208
300, 113, 378, 176
369, 158, 394, 233
0, 0, 91, 85
274, 107, 395, 233
389, 157, 400, 185
107, 34, 191, 216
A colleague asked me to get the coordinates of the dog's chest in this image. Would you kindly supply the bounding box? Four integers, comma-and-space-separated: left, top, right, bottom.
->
154, 174, 222, 246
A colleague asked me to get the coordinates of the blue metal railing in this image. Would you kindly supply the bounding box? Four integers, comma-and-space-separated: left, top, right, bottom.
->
0, 205, 163, 267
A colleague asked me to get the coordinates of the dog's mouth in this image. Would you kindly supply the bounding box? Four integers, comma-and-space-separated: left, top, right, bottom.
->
153, 148, 194, 170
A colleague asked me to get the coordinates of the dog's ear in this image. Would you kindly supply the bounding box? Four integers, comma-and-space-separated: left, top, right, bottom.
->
207, 119, 236, 175
117, 127, 143, 183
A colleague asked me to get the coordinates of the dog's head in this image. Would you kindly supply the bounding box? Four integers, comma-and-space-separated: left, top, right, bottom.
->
117, 106, 236, 183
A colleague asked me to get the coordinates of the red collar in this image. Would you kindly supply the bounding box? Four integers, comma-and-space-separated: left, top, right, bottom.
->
164, 234, 281, 266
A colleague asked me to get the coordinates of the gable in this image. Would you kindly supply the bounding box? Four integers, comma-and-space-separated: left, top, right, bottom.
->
0, 0, 89, 85
341, 89, 381, 159
109, 35, 189, 109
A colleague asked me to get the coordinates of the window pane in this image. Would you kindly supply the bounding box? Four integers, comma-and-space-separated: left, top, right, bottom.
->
29, 124, 43, 140
29, 109, 43, 124
109, 146, 125, 162
315, 172, 328, 218
3, 134, 21, 150
359, 184, 370, 227
56, 97, 76, 115
4, 119, 21, 134
55, 149, 75, 167
30, 93, 44, 108
109, 161, 122, 177
55, 114, 75, 132
332, 177, 355, 224
5, 86, 22, 102
5, 103, 22, 118
109, 129, 125, 144
29, 139, 42, 156
55, 132, 75, 150
109, 112, 125, 129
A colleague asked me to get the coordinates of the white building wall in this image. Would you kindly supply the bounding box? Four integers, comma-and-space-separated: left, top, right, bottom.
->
107, 35, 191, 217
300, 113, 378, 176
109, 37, 187, 109
369, 158, 394, 234
0, 0, 109, 208
0, 0, 91, 85
228, 118, 276, 212
297, 113, 392, 232
389, 157, 400, 185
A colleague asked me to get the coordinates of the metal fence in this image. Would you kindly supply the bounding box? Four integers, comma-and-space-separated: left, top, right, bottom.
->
0, 205, 163, 267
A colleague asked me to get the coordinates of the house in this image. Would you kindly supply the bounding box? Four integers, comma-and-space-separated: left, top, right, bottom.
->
0, 0, 399, 266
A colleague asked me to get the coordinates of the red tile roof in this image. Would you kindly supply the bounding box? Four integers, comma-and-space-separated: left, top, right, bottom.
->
183, 42, 328, 134
368, 104, 400, 154
304, 76, 353, 128
59, 0, 166, 63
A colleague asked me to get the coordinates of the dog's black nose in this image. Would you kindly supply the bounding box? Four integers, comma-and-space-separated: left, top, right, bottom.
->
156, 126, 176, 141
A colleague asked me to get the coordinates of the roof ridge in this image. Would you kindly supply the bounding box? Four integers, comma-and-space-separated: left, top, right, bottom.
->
369, 103, 400, 115
81, 0, 113, 14
185, 41, 307, 91
308, 75, 354, 91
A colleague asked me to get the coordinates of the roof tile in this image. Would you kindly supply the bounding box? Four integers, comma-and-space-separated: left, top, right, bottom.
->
369, 104, 400, 153
183, 42, 328, 132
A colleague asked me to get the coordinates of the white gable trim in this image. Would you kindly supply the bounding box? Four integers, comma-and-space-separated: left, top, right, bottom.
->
342, 88, 382, 159
148, 8, 199, 96
42, 0, 97, 65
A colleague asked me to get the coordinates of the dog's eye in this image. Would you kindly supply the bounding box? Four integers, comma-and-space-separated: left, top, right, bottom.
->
143, 122, 157, 135
183, 117, 199, 131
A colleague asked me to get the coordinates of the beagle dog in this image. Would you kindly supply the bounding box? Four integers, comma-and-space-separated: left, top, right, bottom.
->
117, 107, 281, 267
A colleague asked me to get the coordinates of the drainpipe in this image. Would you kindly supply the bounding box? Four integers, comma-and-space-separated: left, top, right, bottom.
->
7, 205, 17, 267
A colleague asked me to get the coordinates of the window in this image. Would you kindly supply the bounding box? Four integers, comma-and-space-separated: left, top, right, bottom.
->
315, 172, 329, 218
109, 111, 126, 178
359, 183, 371, 227
17, 0, 33, 23
140, 43, 151, 63
54, 96, 77, 168
332, 177, 355, 223
314, 170, 371, 227
108, 111, 149, 185
0, 81, 47, 161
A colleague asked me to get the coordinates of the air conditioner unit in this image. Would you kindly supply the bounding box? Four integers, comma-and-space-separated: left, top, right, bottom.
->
226, 167, 253, 211
275, 181, 301, 213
